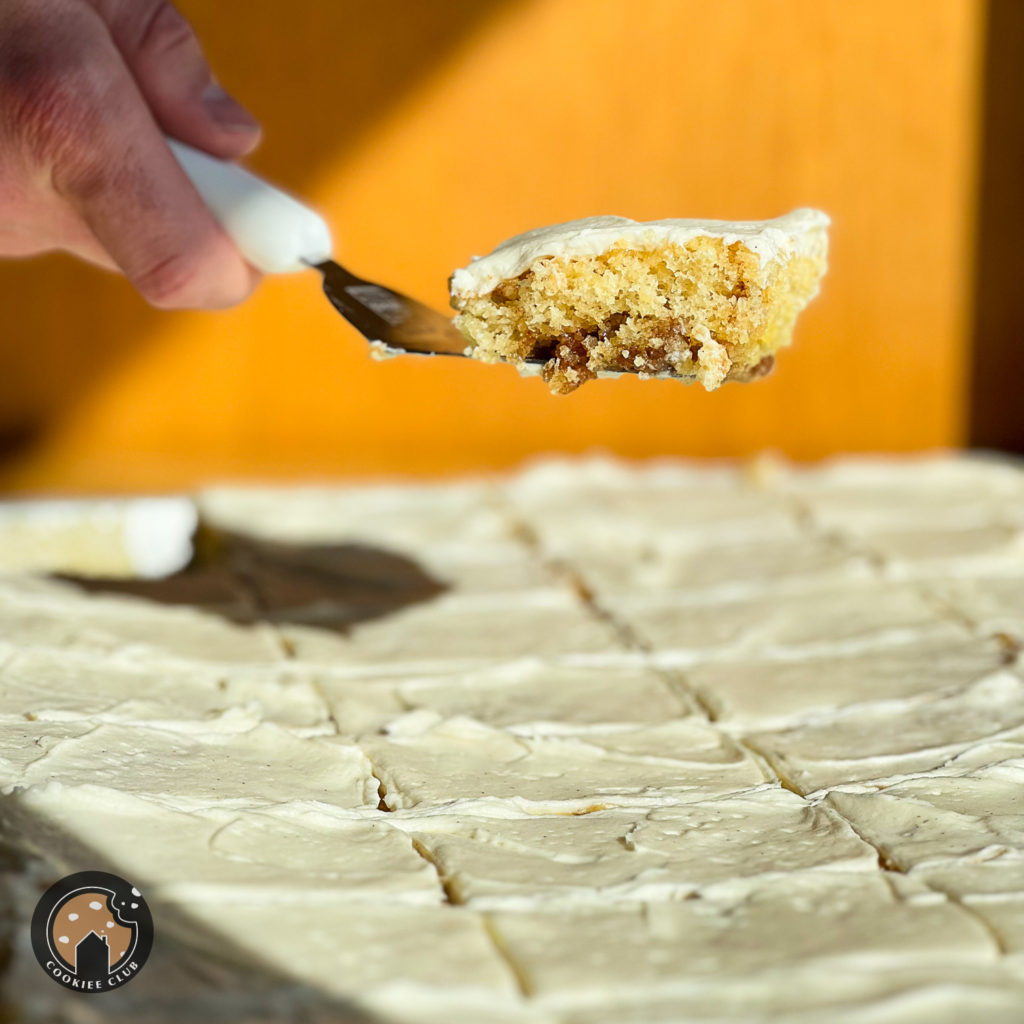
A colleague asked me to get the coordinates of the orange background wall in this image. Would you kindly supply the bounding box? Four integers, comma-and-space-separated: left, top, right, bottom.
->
0, 0, 983, 493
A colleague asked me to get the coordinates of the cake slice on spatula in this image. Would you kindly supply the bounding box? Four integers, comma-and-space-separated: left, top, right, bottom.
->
450, 209, 828, 394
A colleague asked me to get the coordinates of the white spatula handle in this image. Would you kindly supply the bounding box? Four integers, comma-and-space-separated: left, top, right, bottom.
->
167, 139, 333, 274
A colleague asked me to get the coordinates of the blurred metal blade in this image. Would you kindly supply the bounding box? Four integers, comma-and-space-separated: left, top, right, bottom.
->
315, 260, 468, 357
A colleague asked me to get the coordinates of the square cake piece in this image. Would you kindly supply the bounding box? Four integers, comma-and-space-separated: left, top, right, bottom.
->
450, 209, 828, 393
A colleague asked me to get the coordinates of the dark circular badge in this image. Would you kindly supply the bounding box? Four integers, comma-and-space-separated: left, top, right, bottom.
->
31, 871, 153, 993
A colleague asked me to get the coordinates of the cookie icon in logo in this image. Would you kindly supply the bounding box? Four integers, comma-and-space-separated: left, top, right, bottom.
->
31, 871, 153, 992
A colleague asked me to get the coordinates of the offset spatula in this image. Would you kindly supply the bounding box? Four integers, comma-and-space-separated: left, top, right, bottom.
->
169, 142, 773, 382
169, 140, 486, 361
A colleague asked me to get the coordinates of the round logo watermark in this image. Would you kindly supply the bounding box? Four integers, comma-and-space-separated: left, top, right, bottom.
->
31, 871, 153, 993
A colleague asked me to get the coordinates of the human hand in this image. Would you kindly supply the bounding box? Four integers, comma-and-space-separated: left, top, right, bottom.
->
0, 0, 263, 309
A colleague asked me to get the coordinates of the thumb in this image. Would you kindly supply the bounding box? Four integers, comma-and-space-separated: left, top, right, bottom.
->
89, 0, 261, 159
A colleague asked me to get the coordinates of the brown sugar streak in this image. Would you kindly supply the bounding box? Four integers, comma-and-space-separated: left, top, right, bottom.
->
538, 318, 775, 395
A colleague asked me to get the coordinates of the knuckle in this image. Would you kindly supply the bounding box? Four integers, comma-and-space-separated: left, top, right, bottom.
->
132, 1, 197, 58
133, 245, 252, 310
0, 17, 105, 172
132, 250, 203, 309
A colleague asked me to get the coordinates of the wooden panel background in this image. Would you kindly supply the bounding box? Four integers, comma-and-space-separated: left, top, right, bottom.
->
0, 0, 983, 493
969, 0, 1024, 452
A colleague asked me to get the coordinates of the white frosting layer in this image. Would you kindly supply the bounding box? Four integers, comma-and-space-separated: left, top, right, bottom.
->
451, 208, 829, 298
1, 721, 380, 810
402, 788, 875, 908
487, 872, 996, 1006
2, 786, 442, 903
362, 717, 765, 813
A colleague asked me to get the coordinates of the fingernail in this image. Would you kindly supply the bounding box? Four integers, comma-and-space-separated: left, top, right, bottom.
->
202, 83, 261, 133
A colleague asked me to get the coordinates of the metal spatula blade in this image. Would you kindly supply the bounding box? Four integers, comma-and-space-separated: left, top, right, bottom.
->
313, 260, 471, 358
